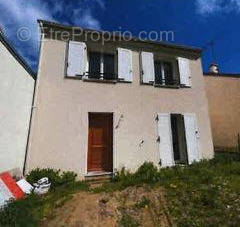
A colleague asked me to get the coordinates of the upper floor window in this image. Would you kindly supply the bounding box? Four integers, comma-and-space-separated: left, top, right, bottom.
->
154, 61, 178, 86
87, 52, 115, 80
141, 51, 191, 87
66, 41, 133, 83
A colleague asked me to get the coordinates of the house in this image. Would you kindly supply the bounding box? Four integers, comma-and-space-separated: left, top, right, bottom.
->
0, 29, 35, 173
204, 64, 240, 152
25, 20, 214, 178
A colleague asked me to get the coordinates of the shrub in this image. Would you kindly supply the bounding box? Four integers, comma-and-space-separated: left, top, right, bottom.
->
134, 162, 159, 184
112, 162, 159, 188
26, 168, 61, 188
113, 167, 131, 182
26, 168, 77, 189
59, 171, 77, 185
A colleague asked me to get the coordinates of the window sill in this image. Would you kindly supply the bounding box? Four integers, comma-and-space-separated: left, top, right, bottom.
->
65, 75, 83, 80
154, 84, 180, 89
117, 79, 132, 83
141, 82, 154, 86
180, 85, 191, 88
65, 75, 132, 84
83, 78, 118, 84
141, 82, 191, 89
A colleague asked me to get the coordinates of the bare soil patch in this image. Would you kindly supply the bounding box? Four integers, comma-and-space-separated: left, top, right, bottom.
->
42, 186, 171, 227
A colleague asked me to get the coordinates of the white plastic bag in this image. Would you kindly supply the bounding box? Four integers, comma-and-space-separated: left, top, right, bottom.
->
33, 177, 51, 195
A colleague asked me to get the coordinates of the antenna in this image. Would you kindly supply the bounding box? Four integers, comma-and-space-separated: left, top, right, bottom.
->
209, 40, 217, 63
203, 39, 220, 74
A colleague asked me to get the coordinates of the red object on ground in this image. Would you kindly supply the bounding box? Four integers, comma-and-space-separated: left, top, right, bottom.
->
0, 172, 24, 200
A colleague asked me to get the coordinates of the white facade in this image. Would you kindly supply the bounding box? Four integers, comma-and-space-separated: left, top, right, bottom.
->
0, 36, 34, 173
25, 22, 214, 178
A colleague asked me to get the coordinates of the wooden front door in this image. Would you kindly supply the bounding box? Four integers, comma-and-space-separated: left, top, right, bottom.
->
88, 113, 113, 172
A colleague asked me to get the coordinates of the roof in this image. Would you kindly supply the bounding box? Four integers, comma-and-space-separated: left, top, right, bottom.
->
0, 29, 36, 79
38, 20, 202, 57
204, 73, 240, 78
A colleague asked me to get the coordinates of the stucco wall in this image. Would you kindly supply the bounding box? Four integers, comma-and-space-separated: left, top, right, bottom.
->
204, 75, 240, 150
26, 38, 214, 177
0, 41, 34, 173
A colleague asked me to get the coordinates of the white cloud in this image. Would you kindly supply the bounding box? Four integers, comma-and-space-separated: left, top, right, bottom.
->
0, 0, 105, 70
72, 8, 101, 29
196, 0, 240, 15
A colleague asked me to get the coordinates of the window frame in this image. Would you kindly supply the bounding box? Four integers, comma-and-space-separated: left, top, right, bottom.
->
85, 51, 116, 81
153, 58, 180, 88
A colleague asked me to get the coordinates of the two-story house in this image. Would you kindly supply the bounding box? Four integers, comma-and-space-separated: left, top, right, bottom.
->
25, 20, 214, 178
0, 29, 35, 173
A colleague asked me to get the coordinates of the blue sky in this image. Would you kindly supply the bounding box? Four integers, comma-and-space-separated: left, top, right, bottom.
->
0, 0, 240, 74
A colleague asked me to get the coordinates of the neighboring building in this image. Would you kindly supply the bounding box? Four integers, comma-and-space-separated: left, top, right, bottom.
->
0, 30, 35, 173
25, 20, 214, 178
204, 66, 240, 152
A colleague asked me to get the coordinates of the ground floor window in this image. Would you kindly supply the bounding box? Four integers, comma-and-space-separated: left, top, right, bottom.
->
170, 114, 188, 164
158, 112, 200, 167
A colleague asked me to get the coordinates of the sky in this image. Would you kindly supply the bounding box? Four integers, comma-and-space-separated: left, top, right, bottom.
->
0, 0, 240, 74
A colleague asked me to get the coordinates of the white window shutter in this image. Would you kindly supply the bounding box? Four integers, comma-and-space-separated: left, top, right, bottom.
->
157, 114, 175, 167
184, 114, 201, 164
178, 57, 191, 87
141, 52, 155, 83
67, 41, 87, 77
117, 48, 133, 82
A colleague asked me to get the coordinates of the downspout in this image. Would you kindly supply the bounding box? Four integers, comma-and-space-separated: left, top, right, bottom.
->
23, 24, 44, 175
23, 78, 37, 175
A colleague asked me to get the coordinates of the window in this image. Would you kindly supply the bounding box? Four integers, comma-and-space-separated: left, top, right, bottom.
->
170, 114, 188, 164
154, 61, 162, 85
88, 52, 101, 79
87, 52, 115, 80
157, 113, 200, 167
154, 60, 179, 86
103, 54, 115, 80
163, 62, 174, 85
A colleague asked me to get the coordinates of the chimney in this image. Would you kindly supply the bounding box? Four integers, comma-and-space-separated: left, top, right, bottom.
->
209, 63, 219, 74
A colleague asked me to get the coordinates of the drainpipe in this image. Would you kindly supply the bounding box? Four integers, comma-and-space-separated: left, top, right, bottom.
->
23, 78, 37, 176
23, 27, 44, 175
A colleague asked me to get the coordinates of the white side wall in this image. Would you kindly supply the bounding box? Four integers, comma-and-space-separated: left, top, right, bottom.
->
0, 41, 34, 173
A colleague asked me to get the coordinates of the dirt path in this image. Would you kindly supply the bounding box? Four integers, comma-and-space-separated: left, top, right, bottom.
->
42, 186, 172, 227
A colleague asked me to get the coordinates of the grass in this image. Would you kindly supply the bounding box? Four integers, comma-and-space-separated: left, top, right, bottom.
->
1, 153, 240, 226
95, 153, 240, 226
118, 212, 140, 227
